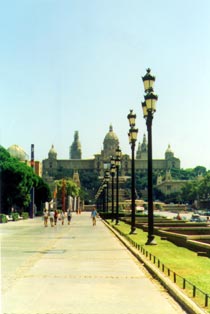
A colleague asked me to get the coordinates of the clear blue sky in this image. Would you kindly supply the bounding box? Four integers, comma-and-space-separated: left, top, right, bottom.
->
0, 0, 210, 169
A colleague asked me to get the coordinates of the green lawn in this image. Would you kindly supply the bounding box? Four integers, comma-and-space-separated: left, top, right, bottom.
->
108, 220, 210, 311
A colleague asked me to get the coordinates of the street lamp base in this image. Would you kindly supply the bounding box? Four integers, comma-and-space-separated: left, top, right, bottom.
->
145, 235, 157, 245
130, 227, 137, 235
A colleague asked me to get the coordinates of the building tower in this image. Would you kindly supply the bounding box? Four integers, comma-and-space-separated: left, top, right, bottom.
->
136, 142, 141, 159
73, 170, 81, 188
165, 144, 174, 160
136, 134, 148, 159
70, 131, 82, 159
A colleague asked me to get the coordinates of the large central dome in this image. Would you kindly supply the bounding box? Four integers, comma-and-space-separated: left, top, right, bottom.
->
104, 125, 119, 142
103, 125, 119, 159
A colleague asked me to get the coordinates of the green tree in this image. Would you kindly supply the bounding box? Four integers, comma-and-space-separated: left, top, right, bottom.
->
0, 149, 37, 213
197, 172, 210, 200
79, 170, 100, 204
55, 179, 80, 208
181, 180, 200, 204
194, 166, 207, 176
0, 146, 51, 214
35, 177, 52, 212
0, 146, 10, 161
180, 172, 210, 205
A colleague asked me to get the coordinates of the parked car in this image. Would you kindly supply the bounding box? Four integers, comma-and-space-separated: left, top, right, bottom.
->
190, 214, 206, 222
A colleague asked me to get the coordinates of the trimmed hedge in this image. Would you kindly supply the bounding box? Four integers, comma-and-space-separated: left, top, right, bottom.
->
0, 214, 8, 223
22, 212, 29, 219
11, 213, 19, 221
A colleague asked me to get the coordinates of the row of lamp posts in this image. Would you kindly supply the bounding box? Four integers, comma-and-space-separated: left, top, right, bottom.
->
127, 68, 158, 244
127, 109, 138, 234
95, 68, 158, 245
95, 146, 122, 225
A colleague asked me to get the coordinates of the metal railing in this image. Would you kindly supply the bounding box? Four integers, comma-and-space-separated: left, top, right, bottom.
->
113, 225, 210, 310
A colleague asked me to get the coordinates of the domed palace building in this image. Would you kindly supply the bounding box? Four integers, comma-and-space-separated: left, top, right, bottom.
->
42, 125, 180, 183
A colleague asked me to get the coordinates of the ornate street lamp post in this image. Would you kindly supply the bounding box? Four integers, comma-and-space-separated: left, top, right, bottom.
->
62, 178, 66, 212
127, 110, 138, 234
95, 185, 104, 212
30, 144, 35, 218
0, 166, 2, 214
142, 68, 158, 245
110, 157, 116, 222
115, 146, 121, 225
104, 170, 110, 212
103, 181, 107, 212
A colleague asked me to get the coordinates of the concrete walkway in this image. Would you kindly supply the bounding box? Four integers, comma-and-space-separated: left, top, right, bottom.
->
1, 212, 187, 314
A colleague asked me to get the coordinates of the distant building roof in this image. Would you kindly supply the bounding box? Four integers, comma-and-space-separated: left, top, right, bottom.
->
7, 144, 29, 161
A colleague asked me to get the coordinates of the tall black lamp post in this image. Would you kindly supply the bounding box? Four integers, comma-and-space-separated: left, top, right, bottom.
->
110, 157, 116, 222
115, 146, 121, 225
102, 181, 107, 212
127, 110, 138, 234
0, 166, 2, 214
95, 184, 104, 212
104, 170, 110, 212
142, 68, 158, 245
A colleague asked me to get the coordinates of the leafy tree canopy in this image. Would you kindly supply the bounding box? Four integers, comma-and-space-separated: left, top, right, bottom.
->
35, 176, 52, 211
55, 179, 80, 200
0, 146, 51, 214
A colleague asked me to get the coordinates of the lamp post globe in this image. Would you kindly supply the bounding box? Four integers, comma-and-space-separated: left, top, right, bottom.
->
142, 68, 156, 92
116, 146, 122, 159
127, 109, 137, 127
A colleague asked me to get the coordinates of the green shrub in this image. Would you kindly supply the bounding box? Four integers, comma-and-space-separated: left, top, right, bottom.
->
0, 214, 8, 223
22, 212, 29, 219
11, 213, 19, 221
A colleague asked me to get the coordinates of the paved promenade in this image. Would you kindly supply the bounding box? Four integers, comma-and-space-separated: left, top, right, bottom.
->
1, 212, 187, 314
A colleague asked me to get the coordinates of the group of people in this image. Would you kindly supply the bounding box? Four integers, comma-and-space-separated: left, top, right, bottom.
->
43, 208, 72, 227
43, 207, 99, 227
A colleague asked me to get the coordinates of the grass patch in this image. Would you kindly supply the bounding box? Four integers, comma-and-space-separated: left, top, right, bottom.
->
108, 220, 210, 311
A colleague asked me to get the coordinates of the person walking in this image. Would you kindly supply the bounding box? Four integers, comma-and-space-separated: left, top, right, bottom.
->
43, 209, 48, 227
67, 208, 72, 225
54, 209, 58, 225
60, 211, 65, 225
49, 209, 54, 227
91, 207, 98, 226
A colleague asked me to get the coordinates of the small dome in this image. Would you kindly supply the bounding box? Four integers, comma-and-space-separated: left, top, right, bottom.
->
7, 144, 29, 161
165, 144, 174, 159
165, 144, 173, 154
48, 145, 57, 159
104, 125, 119, 142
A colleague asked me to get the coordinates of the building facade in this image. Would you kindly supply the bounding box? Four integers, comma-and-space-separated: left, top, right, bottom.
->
42, 125, 180, 183
156, 170, 187, 195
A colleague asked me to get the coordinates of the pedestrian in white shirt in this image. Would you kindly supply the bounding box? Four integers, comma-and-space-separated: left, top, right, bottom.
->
49, 210, 54, 227
61, 211, 65, 225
